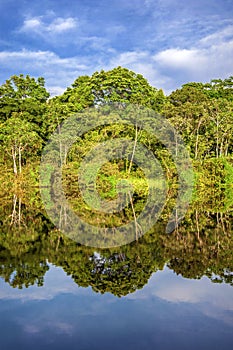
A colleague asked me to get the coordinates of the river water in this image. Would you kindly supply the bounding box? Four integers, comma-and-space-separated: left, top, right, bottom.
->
0, 194, 232, 349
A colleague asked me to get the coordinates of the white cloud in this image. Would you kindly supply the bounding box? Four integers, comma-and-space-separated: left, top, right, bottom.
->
151, 25, 233, 86
126, 267, 233, 325
154, 48, 207, 70
48, 17, 77, 33
20, 15, 78, 35
109, 51, 149, 66
153, 41, 233, 82
23, 18, 41, 30
1, 23, 233, 96
99, 24, 233, 92
107, 51, 173, 91
199, 24, 233, 46
0, 49, 93, 96
125, 267, 233, 308
0, 49, 88, 73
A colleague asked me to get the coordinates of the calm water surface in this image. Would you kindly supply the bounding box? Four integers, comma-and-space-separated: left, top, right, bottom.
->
0, 265, 232, 350
0, 194, 232, 350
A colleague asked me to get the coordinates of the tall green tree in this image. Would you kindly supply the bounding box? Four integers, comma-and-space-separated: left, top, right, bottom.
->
163, 80, 233, 159
0, 74, 50, 137
0, 74, 49, 173
47, 66, 166, 132
0, 115, 43, 175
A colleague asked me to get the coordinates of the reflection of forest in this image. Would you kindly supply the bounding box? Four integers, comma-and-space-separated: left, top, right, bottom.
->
0, 189, 232, 297
0, 71, 232, 295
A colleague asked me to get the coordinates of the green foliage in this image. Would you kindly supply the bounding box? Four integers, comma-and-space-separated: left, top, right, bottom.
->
72, 66, 165, 110
0, 70, 233, 295
0, 115, 43, 174
0, 74, 50, 175
163, 80, 233, 159
0, 74, 49, 136
46, 66, 166, 132
0, 189, 232, 294
1, 70, 233, 176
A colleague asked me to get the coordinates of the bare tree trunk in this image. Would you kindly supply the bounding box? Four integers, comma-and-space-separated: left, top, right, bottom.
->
58, 204, 68, 231
64, 144, 68, 165
128, 191, 142, 241
195, 119, 202, 159
18, 197, 22, 226
56, 235, 61, 251
12, 145, 17, 175
220, 212, 226, 235
175, 208, 179, 237
57, 125, 67, 166
128, 124, 138, 174
10, 194, 18, 225
216, 119, 219, 158
18, 145, 22, 174
128, 192, 138, 241
195, 209, 200, 242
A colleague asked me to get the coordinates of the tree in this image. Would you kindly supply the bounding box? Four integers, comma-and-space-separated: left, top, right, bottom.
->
47, 66, 166, 130
203, 76, 233, 101
163, 85, 211, 159
163, 80, 233, 159
0, 74, 50, 138
85, 66, 165, 111
0, 74, 50, 174
0, 115, 43, 175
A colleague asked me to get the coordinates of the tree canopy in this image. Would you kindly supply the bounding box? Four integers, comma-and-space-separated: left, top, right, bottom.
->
0, 68, 233, 294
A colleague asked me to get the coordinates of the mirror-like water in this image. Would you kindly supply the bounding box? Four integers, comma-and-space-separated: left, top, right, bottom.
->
0, 190, 232, 350
0, 264, 232, 350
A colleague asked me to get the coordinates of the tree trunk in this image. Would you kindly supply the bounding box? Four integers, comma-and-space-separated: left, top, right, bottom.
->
18, 197, 22, 226
11, 194, 17, 225
19, 145, 22, 174
216, 119, 219, 158
195, 119, 202, 159
57, 124, 64, 166
128, 124, 138, 174
12, 145, 17, 175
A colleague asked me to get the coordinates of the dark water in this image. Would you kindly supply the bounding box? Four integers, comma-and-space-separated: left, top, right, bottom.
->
0, 265, 233, 350
0, 265, 232, 350
0, 194, 232, 350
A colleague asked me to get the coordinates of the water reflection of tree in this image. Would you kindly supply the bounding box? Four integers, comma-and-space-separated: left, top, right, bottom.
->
0, 195, 232, 294
0, 193, 51, 288
164, 210, 233, 286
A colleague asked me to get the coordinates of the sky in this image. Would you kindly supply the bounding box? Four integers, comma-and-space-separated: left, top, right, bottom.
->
0, 0, 233, 95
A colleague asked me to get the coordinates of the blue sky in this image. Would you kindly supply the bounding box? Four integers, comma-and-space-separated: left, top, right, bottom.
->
0, 0, 233, 95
